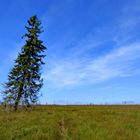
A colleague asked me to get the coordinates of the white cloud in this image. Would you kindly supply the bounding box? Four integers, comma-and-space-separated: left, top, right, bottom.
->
43, 42, 140, 88
113, 2, 140, 45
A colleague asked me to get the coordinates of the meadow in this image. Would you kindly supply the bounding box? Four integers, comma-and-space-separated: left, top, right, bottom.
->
0, 105, 140, 140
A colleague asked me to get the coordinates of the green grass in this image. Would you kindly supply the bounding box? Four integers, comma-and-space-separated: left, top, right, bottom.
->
0, 105, 140, 140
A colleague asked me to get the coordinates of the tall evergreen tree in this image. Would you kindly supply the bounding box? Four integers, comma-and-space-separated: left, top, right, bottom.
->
3, 15, 46, 111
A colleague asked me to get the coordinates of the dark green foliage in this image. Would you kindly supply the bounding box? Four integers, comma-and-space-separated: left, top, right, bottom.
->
3, 15, 46, 111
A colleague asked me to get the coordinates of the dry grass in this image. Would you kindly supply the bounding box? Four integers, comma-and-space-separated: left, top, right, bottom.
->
0, 105, 140, 140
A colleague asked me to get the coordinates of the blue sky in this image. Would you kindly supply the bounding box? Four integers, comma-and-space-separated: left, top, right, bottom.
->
0, 0, 140, 104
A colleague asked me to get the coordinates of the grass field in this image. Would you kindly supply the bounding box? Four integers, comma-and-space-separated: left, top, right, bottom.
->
0, 105, 140, 140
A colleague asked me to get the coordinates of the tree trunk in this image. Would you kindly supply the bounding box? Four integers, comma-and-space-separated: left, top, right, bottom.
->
14, 95, 20, 111
14, 83, 23, 111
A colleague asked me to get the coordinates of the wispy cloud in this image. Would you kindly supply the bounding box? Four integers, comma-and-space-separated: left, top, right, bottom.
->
43, 42, 140, 88
41, 1, 140, 89
113, 1, 140, 45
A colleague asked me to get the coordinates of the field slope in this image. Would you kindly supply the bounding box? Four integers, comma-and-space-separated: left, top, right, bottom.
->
0, 105, 140, 140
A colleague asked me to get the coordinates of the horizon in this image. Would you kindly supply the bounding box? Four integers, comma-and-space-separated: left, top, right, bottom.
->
0, 0, 140, 104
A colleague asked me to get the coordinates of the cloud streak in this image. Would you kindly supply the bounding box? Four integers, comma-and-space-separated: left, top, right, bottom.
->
41, 1, 140, 89
43, 42, 140, 88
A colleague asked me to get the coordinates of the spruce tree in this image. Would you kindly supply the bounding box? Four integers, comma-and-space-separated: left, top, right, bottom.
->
3, 15, 46, 111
